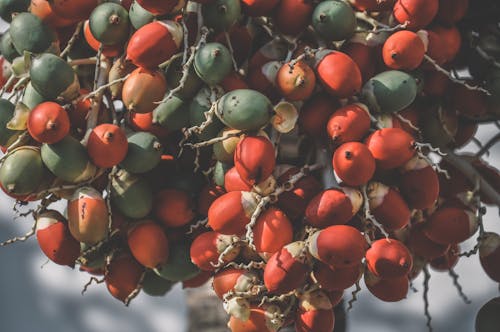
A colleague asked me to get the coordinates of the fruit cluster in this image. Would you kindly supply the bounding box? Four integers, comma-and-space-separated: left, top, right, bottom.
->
0, 0, 498, 331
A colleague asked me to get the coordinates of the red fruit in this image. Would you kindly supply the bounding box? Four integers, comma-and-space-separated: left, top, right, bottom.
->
424, 207, 478, 245
220, 71, 249, 92
424, 30, 448, 66
154, 189, 196, 228
247, 61, 281, 102
190, 231, 240, 271
105, 253, 145, 303
367, 182, 411, 232
365, 239, 413, 279
207, 191, 259, 236
128, 111, 170, 139
299, 93, 339, 139
333, 142, 375, 186
314, 262, 362, 291
437, 0, 468, 24
276, 61, 316, 101
83, 20, 122, 57
383, 31, 425, 70
27, 102, 70, 144
264, 241, 310, 294
253, 207, 293, 259
305, 188, 363, 228
36, 210, 80, 267
136, 0, 180, 15
342, 41, 376, 83
274, 0, 314, 36
479, 232, 500, 283
316, 51, 362, 98
127, 221, 169, 269
407, 223, 450, 260
49, 0, 98, 21
430, 244, 460, 271
308, 225, 367, 268
326, 103, 371, 146
197, 184, 225, 216
399, 156, 440, 209
224, 166, 253, 192
390, 107, 421, 137
127, 21, 182, 69
423, 70, 450, 97
234, 136, 276, 186
365, 128, 416, 170
393, 0, 439, 30
228, 306, 281, 332
87, 124, 128, 168
31, 0, 77, 28
241, 0, 279, 16
296, 290, 335, 332
212, 268, 259, 299
431, 25, 461, 63
122, 68, 167, 114
364, 269, 409, 302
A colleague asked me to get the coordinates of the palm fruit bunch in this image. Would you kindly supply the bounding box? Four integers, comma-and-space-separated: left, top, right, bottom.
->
0, 0, 499, 331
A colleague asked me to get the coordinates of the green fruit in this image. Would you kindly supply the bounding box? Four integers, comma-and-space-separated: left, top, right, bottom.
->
213, 161, 231, 187
213, 128, 241, 164
129, 1, 155, 30
312, 0, 356, 42
89, 2, 130, 46
111, 169, 153, 219
476, 297, 500, 332
165, 57, 203, 100
0, 146, 48, 195
202, 0, 241, 32
153, 94, 190, 131
22, 82, 48, 110
30, 53, 78, 100
41, 136, 91, 183
362, 70, 418, 113
10, 13, 56, 54
216, 89, 273, 130
142, 270, 175, 297
0, 30, 20, 63
194, 42, 232, 85
154, 242, 200, 282
189, 87, 224, 141
120, 132, 162, 174
0, 99, 21, 146
0, 0, 30, 22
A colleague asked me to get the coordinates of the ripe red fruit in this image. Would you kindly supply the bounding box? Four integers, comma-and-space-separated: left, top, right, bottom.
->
431, 25, 461, 63
365, 239, 413, 279
228, 306, 282, 332
105, 253, 144, 303
122, 68, 167, 114
296, 290, 335, 332
393, 0, 439, 30
424, 207, 478, 245
308, 225, 367, 268
224, 166, 253, 192
126, 21, 182, 69
276, 61, 316, 101
333, 142, 375, 186
154, 189, 196, 228
264, 241, 310, 294
407, 223, 450, 260
313, 262, 362, 291
364, 269, 409, 302
326, 103, 371, 146
299, 93, 339, 139
305, 188, 363, 228
27, 102, 70, 144
365, 128, 416, 170
253, 207, 293, 259
128, 111, 170, 139
479, 232, 500, 282
316, 51, 362, 98
437, 0, 469, 25
48, 0, 99, 21
212, 268, 259, 299
208, 191, 259, 235
87, 124, 128, 168
197, 184, 226, 216
399, 156, 440, 209
367, 182, 411, 232
342, 41, 376, 83
127, 221, 169, 269
382, 31, 425, 70
274, 0, 314, 36
190, 231, 240, 271
234, 136, 276, 186
430, 244, 460, 271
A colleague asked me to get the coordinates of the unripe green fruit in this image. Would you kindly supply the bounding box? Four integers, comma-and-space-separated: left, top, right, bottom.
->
30, 53, 78, 100
312, 0, 356, 42
154, 242, 200, 282
153, 95, 190, 131
89, 2, 130, 46
111, 169, 153, 219
194, 42, 232, 86
120, 132, 162, 174
10, 13, 56, 55
202, 0, 241, 32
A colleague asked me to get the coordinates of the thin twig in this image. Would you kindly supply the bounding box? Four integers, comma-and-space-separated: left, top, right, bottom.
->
476, 132, 500, 158
448, 269, 471, 304
423, 266, 433, 332
60, 22, 84, 58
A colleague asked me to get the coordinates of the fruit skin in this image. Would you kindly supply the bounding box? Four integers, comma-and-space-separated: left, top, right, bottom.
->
382, 31, 425, 70
89, 2, 129, 46
212, 268, 259, 299
393, 0, 439, 30
87, 124, 128, 168
313, 261, 362, 291
0, 0, 30, 22
407, 223, 450, 260
111, 169, 153, 219
122, 68, 167, 114
120, 132, 162, 174
312, 0, 356, 42
105, 253, 145, 303
27, 102, 70, 144
127, 221, 169, 269
326, 103, 371, 146
333, 142, 375, 186
479, 232, 500, 283
274, 0, 314, 36
0, 30, 20, 63
30, 0, 76, 28
234, 136, 276, 186
476, 297, 500, 332
48, 0, 99, 21
367, 182, 411, 232
152, 94, 190, 131
128, 0, 155, 29
194, 42, 232, 86
228, 306, 281, 332
399, 157, 439, 209
424, 207, 477, 245
253, 207, 293, 259
67, 187, 109, 244
0, 99, 21, 146
305, 188, 362, 228
154, 189, 195, 228
126, 21, 182, 69
276, 61, 316, 101
9, 12, 56, 54
309, 225, 367, 268
35, 210, 80, 267
241, 0, 279, 16
365, 239, 412, 279
141, 270, 174, 297
202, 0, 241, 32
208, 191, 258, 236
437, 0, 468, 25
299, 93, 339, 139
429, 244, 459, 271
364, 269, 409, 302
154, 241, 200, 282
190, 231, 240, 271
365, 128, 415, 170
136, 0, 180, 15
216, 89, 273, 131
296, 290, 335, 332
83, 19, 122, 57
316, 51, 362, 99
